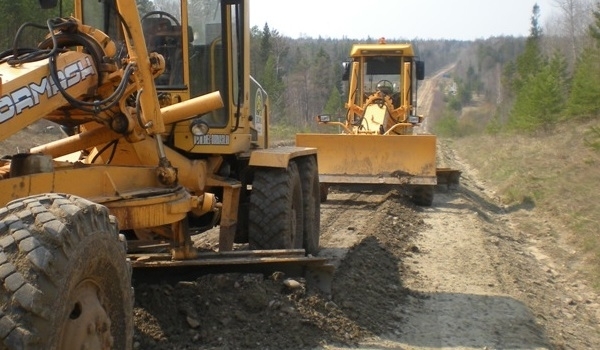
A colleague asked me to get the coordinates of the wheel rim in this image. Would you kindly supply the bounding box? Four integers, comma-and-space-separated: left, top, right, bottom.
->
59, 280, 113, 350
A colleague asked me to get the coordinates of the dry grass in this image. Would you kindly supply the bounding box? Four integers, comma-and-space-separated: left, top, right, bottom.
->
449, 119, 600, 287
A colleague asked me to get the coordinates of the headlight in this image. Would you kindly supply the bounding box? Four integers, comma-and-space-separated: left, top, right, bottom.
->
317, 115, 331, 123
408, 115, 420, 124
190, 120, 209, 136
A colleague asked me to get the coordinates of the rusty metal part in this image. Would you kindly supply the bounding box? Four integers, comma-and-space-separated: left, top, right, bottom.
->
319, 174, 436, 186
130, 249, 334, 293
8, 153, 54, 177
217, 185, 241, 251
130, 249, 326, 267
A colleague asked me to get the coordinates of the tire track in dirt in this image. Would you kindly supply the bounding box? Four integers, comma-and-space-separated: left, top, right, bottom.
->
318, 186, 431, 346
318, 186, 391, 267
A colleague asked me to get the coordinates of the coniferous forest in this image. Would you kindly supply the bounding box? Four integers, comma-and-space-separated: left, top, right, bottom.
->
1, 0, 599, 143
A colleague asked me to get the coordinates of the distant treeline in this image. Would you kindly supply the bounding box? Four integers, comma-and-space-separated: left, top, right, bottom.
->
2, 0, 599, 141
251, 1, 600, 138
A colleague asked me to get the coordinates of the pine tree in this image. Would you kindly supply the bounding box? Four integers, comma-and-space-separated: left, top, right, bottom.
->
513, 4, 544, 92
510, 52, 567, 130
508, 3, 550, 130
590, 2, 600, 44
323, 86, 342, 118
259, 23, 272, 66
566, 48, 600, 118
0, 0, 72, 47
262, 55, 284, 123
565, 1, 600, 119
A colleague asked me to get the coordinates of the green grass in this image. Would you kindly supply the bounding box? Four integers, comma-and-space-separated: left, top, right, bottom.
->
449, 119, 600, 288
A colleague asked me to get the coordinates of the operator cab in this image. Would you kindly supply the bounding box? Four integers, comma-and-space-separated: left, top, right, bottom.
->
363, 56, 401, 108
79, 0, 267, 154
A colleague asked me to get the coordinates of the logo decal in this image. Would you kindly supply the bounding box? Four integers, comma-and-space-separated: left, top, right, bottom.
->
0, 56, 96, 124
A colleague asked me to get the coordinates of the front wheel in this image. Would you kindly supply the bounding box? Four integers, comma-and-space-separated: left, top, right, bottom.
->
0, 194, 133, 350
249, 162, 304, 250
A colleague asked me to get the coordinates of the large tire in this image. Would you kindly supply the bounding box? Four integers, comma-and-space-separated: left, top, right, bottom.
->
411, 185, 434, 206
297, 156, 320, 255
0, 194, 133, 350
249, 162, 304, 250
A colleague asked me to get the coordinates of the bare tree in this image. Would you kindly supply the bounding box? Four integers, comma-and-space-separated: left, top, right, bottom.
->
547, 0, 594, 63
269, 29, 289, 80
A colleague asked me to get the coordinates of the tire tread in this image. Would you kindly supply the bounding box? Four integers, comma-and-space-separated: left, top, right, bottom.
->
0, 193, 133, 349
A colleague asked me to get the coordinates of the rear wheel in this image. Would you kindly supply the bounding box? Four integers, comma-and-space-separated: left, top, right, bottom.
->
297, 156, 320, 255
249, 162, 304, 249
411, 185, 434, 206
0, 194, 133, 350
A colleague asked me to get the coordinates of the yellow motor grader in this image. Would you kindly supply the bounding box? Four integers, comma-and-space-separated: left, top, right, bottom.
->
0, 0, 322, 348
296, 40, 460, 206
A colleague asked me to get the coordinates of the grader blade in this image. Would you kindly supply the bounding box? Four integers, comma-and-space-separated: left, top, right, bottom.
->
129, 249, 334, 293
296, 133, 438, 185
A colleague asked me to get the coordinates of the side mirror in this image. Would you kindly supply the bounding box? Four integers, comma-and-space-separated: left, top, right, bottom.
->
317, 115, 331, 123
39, 0, 58, 9
341, 61, 351, 81
415, 60, 425, 81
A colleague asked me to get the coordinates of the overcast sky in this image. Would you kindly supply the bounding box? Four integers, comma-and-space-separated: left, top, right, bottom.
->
249, 0, 558, 41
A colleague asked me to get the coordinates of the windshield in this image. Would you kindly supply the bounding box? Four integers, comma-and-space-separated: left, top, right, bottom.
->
363, 56, 401, 95
186, 0, 229, 127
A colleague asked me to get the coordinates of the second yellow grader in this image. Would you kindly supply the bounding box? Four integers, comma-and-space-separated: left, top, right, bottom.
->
296, 39, 460, 206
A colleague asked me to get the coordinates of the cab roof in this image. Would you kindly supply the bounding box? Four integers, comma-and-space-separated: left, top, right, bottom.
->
350, 43, 415, 58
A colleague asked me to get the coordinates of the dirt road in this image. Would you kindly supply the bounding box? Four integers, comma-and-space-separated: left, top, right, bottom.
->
132, 158, 600, 349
